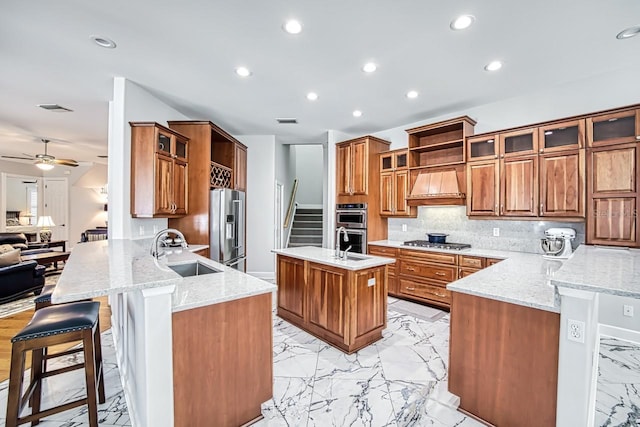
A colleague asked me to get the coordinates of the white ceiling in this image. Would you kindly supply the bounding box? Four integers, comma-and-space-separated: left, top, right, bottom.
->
1, 0, 639, 166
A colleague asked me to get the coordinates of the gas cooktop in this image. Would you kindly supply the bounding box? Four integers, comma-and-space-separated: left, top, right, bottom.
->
403, 240, 471, 251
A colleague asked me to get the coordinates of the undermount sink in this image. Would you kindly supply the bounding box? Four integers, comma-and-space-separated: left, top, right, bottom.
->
333, 254, 372, 262
168, 261, 221, 277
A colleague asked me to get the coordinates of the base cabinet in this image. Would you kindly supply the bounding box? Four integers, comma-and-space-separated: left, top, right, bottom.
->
449, 292, 559, 427
276, 255, 387, 353
368, 245, 399, 296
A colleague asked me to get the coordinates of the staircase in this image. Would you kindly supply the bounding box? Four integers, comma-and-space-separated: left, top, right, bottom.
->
288, 208, 323, 248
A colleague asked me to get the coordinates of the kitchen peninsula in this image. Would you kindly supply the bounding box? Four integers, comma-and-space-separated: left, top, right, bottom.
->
52, 239, 276, 427
272, 246, 395, 353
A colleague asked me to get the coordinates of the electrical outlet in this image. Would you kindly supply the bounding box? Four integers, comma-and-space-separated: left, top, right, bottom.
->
402, 224, 407, 232
493, 227, 500, 237
367, 278, 376, 287
624, 305, 634, 317
567, 319, 585, 343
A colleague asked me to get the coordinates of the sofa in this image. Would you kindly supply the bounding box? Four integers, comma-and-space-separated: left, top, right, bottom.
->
0, 233, 48, 304
0, 260, 46, 304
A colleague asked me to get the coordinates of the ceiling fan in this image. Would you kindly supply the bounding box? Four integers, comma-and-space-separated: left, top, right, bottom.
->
1, 139, 79, 170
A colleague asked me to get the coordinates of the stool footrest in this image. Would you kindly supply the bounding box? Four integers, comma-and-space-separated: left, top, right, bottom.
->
18, 398, 87, 425
44, 346, 83, 361
41, 362, 84, 378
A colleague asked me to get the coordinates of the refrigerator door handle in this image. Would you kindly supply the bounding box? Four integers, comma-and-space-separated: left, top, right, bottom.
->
233, 199, 243, 249
226, 257, 245, 267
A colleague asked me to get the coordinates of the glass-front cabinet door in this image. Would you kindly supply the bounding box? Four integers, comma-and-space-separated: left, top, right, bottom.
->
538, 119, 585, 153
175, 136, 188, 162
467, 134, 498, 162
587, 108, 640, 147
156, 130, 173, 156
499, 128, 538, 158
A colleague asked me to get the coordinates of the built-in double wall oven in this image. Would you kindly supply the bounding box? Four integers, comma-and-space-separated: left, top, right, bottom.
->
336, 203, 367, 254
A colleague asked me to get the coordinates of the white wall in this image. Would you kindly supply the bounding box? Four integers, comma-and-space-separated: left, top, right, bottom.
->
235, 135, 276, 279
108, 77, 189, 239
292, 145, 323, 206
373, 66, 640, 148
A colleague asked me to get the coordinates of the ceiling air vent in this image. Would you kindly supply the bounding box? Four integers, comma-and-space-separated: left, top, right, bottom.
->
276, 118, 298, 124
37, 104, 73, 112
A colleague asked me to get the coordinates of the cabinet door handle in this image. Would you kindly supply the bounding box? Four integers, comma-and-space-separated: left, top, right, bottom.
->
435, 272, 446, 277
500, 154, 505, 158
406, 287, 416, 291
636, 136, 640, 140
495, 204, 498, 214
406, 267, 416, 271
540, 203, 544, 214
435, 292, 446, 298
494, 155, 498, 159
539, 148, 544, 153
500, 204, 504, 214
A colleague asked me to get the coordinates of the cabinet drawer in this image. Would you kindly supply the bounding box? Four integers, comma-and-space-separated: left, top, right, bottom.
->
387, 265, 396, 277
459, 268, 481, 279
459, 255, 485, 269
399, 278, 450, 304
486, 258, 504, 266
399, 249, 457, 265
399, 260, 457, 282
368, 245, 398, 258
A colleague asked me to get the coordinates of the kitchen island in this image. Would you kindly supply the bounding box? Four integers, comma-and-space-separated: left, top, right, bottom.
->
369, 240, 563, 427
272, 246, 395, 353
52, 239, 276, 427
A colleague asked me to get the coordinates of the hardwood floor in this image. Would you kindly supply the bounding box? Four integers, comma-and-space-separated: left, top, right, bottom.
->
0, 296, 112, 382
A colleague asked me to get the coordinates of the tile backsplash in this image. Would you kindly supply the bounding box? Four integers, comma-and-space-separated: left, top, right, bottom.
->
388, 206, 585, 254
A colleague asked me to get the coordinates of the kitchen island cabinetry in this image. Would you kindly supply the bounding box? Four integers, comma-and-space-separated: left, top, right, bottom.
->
274, 247, 394, 353
367, 245, 399, 296
130, 122, 189, 218
449, 292, 560, 427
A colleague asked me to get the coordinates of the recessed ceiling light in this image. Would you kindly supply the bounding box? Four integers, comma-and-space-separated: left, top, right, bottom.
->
306, 92, 318, 101
90, 35, 116, 49
406, 90, 419, 99
235, 66, 252, 77
353, 110, 363, 117
450, 15, 475, 30
484, 60, 503, 71
616, 25, 640, 39
362, 62, 377, 73
283, 19, 303, 34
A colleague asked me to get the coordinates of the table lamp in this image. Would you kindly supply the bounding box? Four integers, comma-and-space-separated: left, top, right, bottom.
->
37, 215, 55, 242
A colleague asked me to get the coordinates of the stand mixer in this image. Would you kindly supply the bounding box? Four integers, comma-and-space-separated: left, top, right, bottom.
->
540, 227, 576, 259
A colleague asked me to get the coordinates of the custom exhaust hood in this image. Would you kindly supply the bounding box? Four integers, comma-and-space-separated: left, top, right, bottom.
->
406, 168, 466, 206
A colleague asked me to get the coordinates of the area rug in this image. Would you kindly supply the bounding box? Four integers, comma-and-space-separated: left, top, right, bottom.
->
388, 298, 448, 322
0, 272, 60, 318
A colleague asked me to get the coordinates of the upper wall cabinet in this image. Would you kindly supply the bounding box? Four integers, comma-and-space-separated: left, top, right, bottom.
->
499, 127, 538, 159
587, 108, 640, 148
406, 116, 476, 169
380, 149, 416, 217
538, 119, 585, 154
337, 138, 368, 196
467, 134, 498, 162
130, 122, 189, 218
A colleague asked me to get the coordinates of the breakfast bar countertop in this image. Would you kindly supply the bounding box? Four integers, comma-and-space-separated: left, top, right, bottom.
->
550, 245, 640, 298
369, 239, 562, 313
52, 239, 276, 312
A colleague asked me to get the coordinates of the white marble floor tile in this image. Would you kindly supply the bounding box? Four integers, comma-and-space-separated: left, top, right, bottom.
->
308, 378, 396, 427
598, 336, 640, 384
594, 382, 640, 426
378, 345, 448, 382
420, 319, 451, 349
273, 317, 321, 346
258, 377, 314, 426
379, 314, 433, 347
315, 345, 384, 381
273, 341, 320, 378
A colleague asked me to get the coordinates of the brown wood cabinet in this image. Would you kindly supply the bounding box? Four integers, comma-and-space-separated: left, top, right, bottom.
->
368, 245, 399, 296
130, 122, 189, 218
276, 254, 387, 354
379, 149, 416, 217
336, 135, 391, 245
587, 108, 640, 148
397, 249, 458, 309
449, 292, 559, 426
172, 293, 272, 427
467, 121, 585, 219
167, 121, 247, 256
587, 142, 639, 247
336, 138, 368, 196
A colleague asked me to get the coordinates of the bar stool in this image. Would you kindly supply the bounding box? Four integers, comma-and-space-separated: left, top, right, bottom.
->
5, 301, 106, 427
34, 285, 56, 311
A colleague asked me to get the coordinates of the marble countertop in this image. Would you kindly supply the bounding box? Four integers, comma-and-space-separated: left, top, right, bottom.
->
272, 246, 395, 270
551, 245, 640, 298
52, 239, 276, 312
368, 239, 561, 313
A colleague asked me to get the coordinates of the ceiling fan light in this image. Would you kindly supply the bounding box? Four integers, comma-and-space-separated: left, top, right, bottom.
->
36, 161, 54, 171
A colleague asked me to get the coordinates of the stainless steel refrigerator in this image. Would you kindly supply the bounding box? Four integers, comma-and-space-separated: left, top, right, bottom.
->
210, 188, 246, 271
